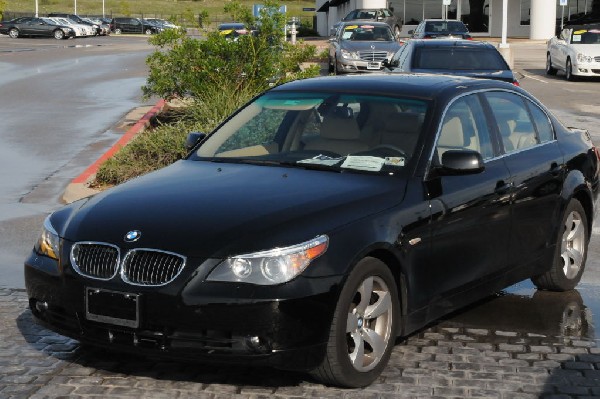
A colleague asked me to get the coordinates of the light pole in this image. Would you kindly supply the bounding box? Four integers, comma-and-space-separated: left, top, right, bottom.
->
35, 0, 38, 17
74, 0, 77, 14
102, 0, 105, 17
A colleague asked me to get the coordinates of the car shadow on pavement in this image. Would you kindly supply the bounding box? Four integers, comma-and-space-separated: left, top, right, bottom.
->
10, 288, 600, 397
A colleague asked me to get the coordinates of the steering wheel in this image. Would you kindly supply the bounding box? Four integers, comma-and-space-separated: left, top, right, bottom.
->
370, 144, 407, 158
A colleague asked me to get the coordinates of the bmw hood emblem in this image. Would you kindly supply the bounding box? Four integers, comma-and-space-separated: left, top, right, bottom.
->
124, 230, 141, 242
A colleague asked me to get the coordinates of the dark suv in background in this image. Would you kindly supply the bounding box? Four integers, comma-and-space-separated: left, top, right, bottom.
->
110, 17, 162, 34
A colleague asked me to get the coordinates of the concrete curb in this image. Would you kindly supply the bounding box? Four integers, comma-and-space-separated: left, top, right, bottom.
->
61, 99, 167, 204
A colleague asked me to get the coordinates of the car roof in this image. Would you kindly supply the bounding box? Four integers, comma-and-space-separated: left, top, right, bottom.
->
339, 21, 391, 27
270, 74, 516, 100
409, 39, 494, 49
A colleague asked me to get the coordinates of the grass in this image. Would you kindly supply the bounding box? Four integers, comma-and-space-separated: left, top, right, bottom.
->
4, 0, 317, 26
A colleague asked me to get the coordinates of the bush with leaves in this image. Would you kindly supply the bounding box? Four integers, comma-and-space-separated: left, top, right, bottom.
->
95, 0, 320, 187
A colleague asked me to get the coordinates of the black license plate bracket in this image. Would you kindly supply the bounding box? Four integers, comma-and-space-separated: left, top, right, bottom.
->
86, 288, 140, 328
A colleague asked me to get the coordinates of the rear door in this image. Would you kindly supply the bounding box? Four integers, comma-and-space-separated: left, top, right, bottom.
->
482, 91, 564, 273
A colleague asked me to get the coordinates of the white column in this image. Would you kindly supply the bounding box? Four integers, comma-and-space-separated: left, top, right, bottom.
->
530, 0, 557, 40
500, 0, 508, 48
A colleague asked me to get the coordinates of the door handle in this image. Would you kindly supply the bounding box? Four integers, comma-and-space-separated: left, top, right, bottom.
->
550, 162, 563, 176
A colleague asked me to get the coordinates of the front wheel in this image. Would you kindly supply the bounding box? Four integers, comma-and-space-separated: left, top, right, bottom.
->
8, 28, 19, 39
566, 58, 577, 81
114, 28, 122, 35
53, 29, 65, 40
393, 25, 401, 38
310, 257, 398, 388
145, 28, 153, 35
532, 199, 588, 291
546, 53, 557, 75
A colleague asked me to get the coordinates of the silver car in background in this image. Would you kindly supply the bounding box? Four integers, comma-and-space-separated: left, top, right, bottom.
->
329, 21, 402, 75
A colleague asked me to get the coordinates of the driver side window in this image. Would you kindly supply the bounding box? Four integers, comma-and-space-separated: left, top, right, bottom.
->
437, 95, 494, 160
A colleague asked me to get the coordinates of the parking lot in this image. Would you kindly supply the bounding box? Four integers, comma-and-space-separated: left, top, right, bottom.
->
1, 35, 600, 398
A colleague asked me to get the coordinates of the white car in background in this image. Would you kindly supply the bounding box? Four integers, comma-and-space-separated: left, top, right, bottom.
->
49, 17, 94, 36
41, 17, 85, 37
546, 24, 600, 81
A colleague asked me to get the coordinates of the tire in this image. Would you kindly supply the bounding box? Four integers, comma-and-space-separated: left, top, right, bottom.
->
8, 28, 19, 39
53, 29, 65, 40
393, 25, 401, 38
532, 199, 588, 291
546, 53, 557, 75
328, 56, 334, 73
333, 57, 340, 75
145, 28, 153, 35
114, 28, 122, 35
566, 58, 577, 81
310, 257, 398, 388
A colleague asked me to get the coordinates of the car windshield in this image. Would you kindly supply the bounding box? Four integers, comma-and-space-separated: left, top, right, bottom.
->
424, 21, 468, 33
341, 24, 393, 41
345, 10, 378, 20
192, 91, 429, 175
413, 47, 507, 70
570, 28, 600, 44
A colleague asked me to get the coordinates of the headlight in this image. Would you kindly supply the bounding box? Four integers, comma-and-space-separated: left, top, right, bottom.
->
577, 53, 593, 63
62, 28, 73, 33
341, 49, 360, 60
206, 235, 328, 285
34, 215, 60, 260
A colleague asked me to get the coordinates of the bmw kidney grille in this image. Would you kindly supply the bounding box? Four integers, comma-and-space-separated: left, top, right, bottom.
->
70, 243, 186, 286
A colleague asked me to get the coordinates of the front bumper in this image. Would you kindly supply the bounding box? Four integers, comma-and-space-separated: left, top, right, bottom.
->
573, 62, 600, 77
336, 59, 388, 74
25, 251, 341, 371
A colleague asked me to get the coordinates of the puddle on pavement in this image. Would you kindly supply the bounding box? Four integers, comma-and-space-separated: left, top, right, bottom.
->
441, 279, 598, 342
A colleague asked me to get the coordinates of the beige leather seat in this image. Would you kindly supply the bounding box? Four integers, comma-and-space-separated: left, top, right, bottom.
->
437, 116, 465, 158
304, 112, 369, 155
378, 113, 423, 156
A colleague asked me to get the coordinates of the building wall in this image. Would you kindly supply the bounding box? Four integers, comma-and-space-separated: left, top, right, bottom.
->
316, 0, 560, 38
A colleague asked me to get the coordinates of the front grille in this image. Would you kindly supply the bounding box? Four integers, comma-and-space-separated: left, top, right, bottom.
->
121, 249, 186, 286
358, 51, 388, 62
71, 242, 120, 280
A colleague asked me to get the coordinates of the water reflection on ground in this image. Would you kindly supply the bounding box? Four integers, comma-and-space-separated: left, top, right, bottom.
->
441, 280, 597, 341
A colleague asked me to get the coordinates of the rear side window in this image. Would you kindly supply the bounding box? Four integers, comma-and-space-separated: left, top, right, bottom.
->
413, 47, 507, 70
484, 92, 539, 153
526, 101, 554, 143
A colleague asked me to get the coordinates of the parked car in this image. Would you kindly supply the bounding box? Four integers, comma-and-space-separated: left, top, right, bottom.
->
546, 24, 600, 81
386, 39, 519, 85
0, 17, 75, 39
83, 17, 111, 35
331, 8, 402, 37
110, 17, 162, 35
329, 21, 402, 74
47, 17, 94, 37
409, 19, 471, 39
145, 18, 180, 30
25, 73, 599, 388
47, 13, 102, 35
218, 22, 252, 40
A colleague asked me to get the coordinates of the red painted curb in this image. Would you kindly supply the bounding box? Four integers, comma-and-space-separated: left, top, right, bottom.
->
72, 99, 166, 184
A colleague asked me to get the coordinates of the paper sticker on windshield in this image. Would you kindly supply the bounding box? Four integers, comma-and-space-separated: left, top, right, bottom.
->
341, 156, 385, 172
345, 25, 358, 30
589, 29, 600, 33
573, 35, 582, 42
298, 156, 343, 166
360, 25, 375, 29
384, 157, 405, 167
574, 30, 587, 34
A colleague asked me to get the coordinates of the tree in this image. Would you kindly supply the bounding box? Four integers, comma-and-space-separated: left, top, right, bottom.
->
142, 0, 319, 127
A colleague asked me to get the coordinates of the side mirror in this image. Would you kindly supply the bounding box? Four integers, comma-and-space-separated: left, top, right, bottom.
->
437, 149, 484, 175
185, 132, 206, 152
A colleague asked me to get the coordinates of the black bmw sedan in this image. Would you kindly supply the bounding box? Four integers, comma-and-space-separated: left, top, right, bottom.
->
25, 74, 599, 387
0, 16, 75, 39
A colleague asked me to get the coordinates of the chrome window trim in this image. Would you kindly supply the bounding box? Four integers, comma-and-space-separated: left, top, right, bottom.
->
70, 241, 121, 281
426, 88, 558, 171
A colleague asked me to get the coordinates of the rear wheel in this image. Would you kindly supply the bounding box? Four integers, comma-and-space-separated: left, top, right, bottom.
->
393, 25, 401, 38
114, 28, 122, 35
310, 257, 398, 388
145, 28, 153, 35
53, 29, 65, 40
532, 199, 588, 291
546, 53, 557, 75
8, 28, 19, 38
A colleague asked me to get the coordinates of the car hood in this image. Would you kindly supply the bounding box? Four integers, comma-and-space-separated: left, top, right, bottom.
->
568, 43, 600, 56
56, 160, 407, 258
340, 40, 400, 53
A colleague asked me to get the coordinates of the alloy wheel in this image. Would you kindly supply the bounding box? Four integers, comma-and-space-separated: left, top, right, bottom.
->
561, 210, 585, 279
345, 275, 393, 372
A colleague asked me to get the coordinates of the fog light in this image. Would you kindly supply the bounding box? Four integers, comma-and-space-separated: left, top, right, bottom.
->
35, 300, 48, 313
579, 68, 588, 73
244, 335, 270, 353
